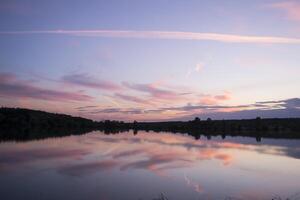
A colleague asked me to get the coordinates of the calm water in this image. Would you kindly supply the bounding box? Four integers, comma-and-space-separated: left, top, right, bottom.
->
0, 131, 300, 200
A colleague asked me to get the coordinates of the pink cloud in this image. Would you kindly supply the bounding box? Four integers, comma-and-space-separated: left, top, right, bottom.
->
59, 160, 118, 176
112, 149, 145, 159
214, 92, 231, 101
269, 1, 300, 21
199, 95, 219, 105
0, 148, 90, 166
119, 150, 193, 176
114, 93, 153, 105
199, 92, 231, 105
214, 153, 233, 166
198, 149, 216, 159
198, 149, 233, 166
0, 73, 16, 82
123, 82, 183, 100
0, 73, 92, 102
62, 73, 121, 91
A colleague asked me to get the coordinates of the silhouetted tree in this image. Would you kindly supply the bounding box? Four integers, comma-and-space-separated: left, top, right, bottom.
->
194, 117, 200, 122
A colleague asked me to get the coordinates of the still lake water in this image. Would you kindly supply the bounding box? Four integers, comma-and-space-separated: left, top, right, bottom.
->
0, 130, 300, 200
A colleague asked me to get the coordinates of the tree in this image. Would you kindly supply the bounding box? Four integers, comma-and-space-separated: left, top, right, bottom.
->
194, 117, 200, 122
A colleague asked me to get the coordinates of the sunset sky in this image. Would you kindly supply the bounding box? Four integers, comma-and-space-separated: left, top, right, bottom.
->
0, 0, 300, 121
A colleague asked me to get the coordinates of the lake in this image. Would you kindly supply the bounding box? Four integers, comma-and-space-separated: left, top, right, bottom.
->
0, 130, 300, 200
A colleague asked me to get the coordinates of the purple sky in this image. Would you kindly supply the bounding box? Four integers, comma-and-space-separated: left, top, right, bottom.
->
0, 0, 300, 121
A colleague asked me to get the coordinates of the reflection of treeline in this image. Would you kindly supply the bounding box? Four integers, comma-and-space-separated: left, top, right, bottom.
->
133, 117, 300, 140
1, 108, 300, 141
0, 126, 97, 141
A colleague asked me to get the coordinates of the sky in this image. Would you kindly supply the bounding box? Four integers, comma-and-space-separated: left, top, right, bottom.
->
0, 0, 300, 121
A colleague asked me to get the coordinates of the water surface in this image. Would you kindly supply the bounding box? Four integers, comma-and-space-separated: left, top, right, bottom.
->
0, 131, 300, 200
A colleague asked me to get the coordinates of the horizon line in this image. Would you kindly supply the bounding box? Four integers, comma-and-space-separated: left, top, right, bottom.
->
1, 107, 300, 123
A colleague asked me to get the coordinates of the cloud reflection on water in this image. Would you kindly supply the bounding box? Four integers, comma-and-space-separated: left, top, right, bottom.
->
59, 160, 118, 176
0, 147, 90, 170
0, 131, 300, 199
1, 131, 299, 177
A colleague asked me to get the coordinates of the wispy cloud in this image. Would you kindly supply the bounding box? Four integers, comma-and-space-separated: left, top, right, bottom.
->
162, 98, 300, 113
174, 98, 300, 121
0, 147, 90, 166
122, 82, 184, 101
186, 62, 205, 78
195, 63, 204, 72
214, 153, 233, 166
256, 98, 300, 109
59, 160, 118, 177
199, 92, 231, 105
112, 149, 145, 159
75, 105, 98, 110
62, 73, 121, 91
1, 29, 300, 44
269, 1, 300, 21
84, 98, 300, 120
120, 151, 192, 175
89, 108, 145, 115
214, 94, 231, 101
83, 102, 247, 116
0, 73, 92, 102
114, 93, 153, 105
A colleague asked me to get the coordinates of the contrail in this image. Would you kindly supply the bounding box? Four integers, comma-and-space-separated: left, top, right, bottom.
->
0, 29, 300, 44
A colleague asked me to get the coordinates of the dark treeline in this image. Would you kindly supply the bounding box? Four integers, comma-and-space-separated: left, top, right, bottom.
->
1, 107, 300, 141
0, 107, 128, 141
133, 117, 300, 141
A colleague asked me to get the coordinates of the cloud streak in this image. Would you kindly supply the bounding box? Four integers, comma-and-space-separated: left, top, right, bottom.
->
114, 93, 153, 105
84, 98, 300, 120
62, 73, 121, 91
199, 92, 231, 105
1, 29, 300, 44
0, 73, 92, 102
122, 82, 184, 101
269, 1, 300, 21
0, 148, 90, 166
59, 160, 118, 176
